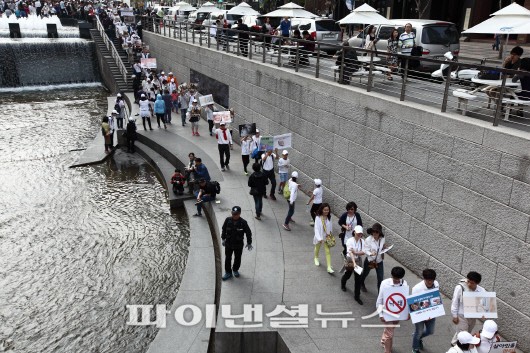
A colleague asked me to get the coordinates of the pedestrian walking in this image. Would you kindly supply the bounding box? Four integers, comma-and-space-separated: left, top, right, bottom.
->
162, 89, 172, 124
446, 332, 480, 353
377, 266, 408, 353
313, 203, 334, 274
451, 271, 485, 344
360, 223, 386, 293
341, 225, 365, 304
205, 103, 215, 136
307, 179, 323, 226
214, 122, 232, 171
221, 206, 253, 281
139, 93, 153, 130
248, 162, 268, 220
241, 135, 252, 175
125, 117, 137, 153
261, 148, 279, 200
154, 94, 167, 129
280, 17, 290, 37
107, 112, 117, 148
277, 150, 290, 195
237, 18, 249, 57
282, 171, 299, 231
398, 23, 416, 74
251, 129, 262, 163
188, 99, 201, 136
115, 93, 126, 128
178, 89, 190, 127
411, 269, 439, 353
338, 202, 362, 256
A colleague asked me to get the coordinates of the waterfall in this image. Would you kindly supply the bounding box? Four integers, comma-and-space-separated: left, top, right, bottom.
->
0, 14, 80, 38
0, 38, 100, 87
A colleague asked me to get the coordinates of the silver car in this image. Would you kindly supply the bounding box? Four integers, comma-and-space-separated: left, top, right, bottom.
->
289, 17, 342, 54
348, 19, 460, 71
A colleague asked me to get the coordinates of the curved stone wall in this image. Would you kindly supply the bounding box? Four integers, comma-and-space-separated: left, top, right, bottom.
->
143, 31, 530, 351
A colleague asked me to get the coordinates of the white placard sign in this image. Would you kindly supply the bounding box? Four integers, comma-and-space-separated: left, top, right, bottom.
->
382, 285, 410, 322
198, 94, 214, 106
273, 133, 292, 149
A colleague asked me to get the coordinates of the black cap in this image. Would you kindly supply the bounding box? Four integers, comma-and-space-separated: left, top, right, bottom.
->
231, 206, 241, 214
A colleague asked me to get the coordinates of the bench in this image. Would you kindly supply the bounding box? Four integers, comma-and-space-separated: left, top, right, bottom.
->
452, 89, 478, 116
502, 98, 530, 121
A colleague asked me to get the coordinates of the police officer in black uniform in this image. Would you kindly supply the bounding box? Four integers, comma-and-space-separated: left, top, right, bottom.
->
221, 206, 253, 281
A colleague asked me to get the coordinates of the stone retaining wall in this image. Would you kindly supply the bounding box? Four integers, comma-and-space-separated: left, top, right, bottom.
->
143, 31, 530, 351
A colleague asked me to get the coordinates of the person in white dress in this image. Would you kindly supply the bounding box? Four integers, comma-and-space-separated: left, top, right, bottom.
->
313, 203, 334, 274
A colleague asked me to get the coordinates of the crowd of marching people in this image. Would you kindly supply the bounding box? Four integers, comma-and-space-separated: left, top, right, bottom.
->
104, 60, 509, 353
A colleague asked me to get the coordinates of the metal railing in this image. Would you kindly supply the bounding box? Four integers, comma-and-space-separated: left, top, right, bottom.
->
96, 15, 128, 85
139, 16, 530, 129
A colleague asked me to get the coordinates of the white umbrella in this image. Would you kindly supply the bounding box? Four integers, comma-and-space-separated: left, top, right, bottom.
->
174, 2, 195, 11
196, 2, 216, 13
462, 3, 530, 56
337, 3, 394, 25
263, 2, 318, 19
227, 2, 260, 16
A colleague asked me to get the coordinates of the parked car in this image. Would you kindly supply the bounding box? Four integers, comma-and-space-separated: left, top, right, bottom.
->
289, 17, 342, 54
165, 6, 196, 22
348, 19, 460, 71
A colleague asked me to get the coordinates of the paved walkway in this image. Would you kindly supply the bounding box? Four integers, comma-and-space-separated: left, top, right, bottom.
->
130, 108, 487, 353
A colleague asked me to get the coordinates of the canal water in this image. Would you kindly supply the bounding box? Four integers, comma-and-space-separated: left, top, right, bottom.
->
0, 86, 189, 352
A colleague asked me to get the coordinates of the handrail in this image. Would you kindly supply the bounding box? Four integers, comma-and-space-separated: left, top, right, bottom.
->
95, 15, 128, 86
141, 16, 530, 128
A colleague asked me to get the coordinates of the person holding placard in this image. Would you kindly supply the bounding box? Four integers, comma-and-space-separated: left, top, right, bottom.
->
341, 225, 365, 305
450, 272, 485, 345
377, 266, 408, 353
474, 320, 500, 353
411, 269, 439, 353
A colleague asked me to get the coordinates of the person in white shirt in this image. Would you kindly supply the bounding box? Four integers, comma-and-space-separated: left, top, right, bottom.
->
307, 179, 323, 226
283, 171, 299, 231
240, 135, 252, 176
411, 269, 439, 353
108, 112, 117, 148
474, 320, 500, 353
261, 148, 279, 200
277, 150, 290, 193
138, 94, 153, 130
213, 122, 232, 171
360, 223, 388, 293
205, 103, 215, 136
251, 130, 262, 163
313, 202, 334, 273
446, 331, 479, 353
341, 225, 365, 305
451, 271, 485, 345
376, 266, 408, 353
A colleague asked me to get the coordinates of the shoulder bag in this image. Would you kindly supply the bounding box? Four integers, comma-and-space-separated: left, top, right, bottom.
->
368, 238, 380, 269
322, 217, 336, 248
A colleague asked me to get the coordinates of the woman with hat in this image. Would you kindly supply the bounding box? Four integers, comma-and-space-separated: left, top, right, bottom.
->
360, 223, 388, 293
474, 320, 500, 353
445, 331, 479, 353
341, 225, 366, 305
307, 178, 323, 226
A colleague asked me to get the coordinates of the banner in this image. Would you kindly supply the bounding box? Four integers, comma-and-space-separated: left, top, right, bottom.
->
463, 291, 498, 319
212, 111, 232, 124
382, 285, 409, 322
259, 136, 274, 151
273, 133, 292, 149
140, 58, 157, 69
239, 123, 256, 137
121, 10, 135, 24
489, 341, 517, 353
198, 94, 215, 106
407, 289, 445, 324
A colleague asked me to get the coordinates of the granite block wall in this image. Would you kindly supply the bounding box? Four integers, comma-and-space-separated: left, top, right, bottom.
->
144, 32, 530, 351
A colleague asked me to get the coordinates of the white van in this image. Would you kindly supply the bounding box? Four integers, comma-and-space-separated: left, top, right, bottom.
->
348, 19, 460, 71
165, 5, 196, 22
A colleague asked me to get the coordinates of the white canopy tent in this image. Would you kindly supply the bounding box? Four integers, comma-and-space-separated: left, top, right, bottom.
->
263, 2, 318, 19
462, 3, 530, 56
337, 3, 394, 25
227, 2, 260, 16
196, 1, 217, 13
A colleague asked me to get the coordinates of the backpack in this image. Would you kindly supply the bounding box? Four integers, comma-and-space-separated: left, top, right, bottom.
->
212, 181, 221, 194
283, 181, 290, 200
114, 102, 121, 113
250, 147, 259, 159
